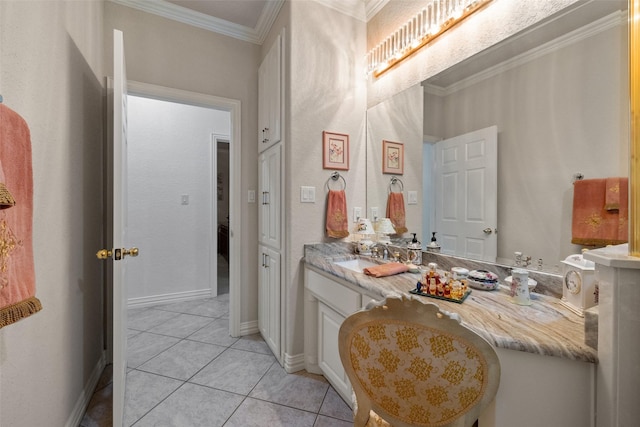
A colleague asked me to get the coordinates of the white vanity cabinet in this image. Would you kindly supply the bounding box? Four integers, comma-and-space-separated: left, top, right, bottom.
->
258, 32, 282, 152
304, 260, 596, 426
257, 30, 285, 365
304, 266, 378, 404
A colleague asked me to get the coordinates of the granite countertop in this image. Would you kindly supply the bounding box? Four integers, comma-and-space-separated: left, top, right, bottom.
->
304, 242, 597, 364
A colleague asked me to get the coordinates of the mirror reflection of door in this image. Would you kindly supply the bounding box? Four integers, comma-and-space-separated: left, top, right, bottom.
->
215, 136, 230, 295
431, 125, 497, 262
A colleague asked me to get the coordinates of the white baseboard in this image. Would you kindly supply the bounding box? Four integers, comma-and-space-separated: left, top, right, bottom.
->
127, 289, 212, 309
239, 320, 259, 336
65, 351, 107, 427
284, 352, 305, 373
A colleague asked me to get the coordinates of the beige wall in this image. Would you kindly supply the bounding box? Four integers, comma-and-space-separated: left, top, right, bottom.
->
286, 1, 367, 361
0, 1, 105, 426
104, 1, 262, 324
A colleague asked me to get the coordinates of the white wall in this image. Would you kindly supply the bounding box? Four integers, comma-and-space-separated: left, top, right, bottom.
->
286, 1, 368, 362
0, 1, 105, 426
424, 21, 627, 269
126, 95, 230, 303
104, 1, 261, 324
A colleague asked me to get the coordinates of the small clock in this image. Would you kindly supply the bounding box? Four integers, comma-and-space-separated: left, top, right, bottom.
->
564, 270, 582, 295
560, 253, 597, 317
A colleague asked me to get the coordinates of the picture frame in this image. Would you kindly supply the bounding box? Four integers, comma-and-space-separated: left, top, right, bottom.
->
382, 140, 404, 174
322, 131, 349, 170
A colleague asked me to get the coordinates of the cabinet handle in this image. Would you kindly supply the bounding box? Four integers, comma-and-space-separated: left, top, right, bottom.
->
263, 191, 270, 205
264, 253, 269, 268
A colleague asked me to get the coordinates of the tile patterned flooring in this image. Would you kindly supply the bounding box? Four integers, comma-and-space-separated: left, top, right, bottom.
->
81, 294, 353, 426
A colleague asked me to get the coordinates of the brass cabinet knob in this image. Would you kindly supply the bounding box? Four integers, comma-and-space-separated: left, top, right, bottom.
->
123, 247, 139, 257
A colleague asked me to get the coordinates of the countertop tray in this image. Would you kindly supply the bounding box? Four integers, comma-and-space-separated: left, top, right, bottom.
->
409, 288, 472, 304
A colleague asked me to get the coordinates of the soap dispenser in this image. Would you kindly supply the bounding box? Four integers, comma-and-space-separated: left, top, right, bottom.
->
407, 233, 422, 265
427, 232, 441, 253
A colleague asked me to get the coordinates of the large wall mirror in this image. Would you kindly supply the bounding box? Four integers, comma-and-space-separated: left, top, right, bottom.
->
366, 0, 629, 273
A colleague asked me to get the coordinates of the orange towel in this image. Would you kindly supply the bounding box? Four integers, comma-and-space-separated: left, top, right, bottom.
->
0, 104, 41, 328
605, 177, 622, 211
386, 192, 408, 234
571, 178, 628, 246
326, 190, 349, 238
363, 262, 409, 277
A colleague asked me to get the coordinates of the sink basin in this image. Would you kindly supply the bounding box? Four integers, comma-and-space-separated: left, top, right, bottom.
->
333, 259, 379, 273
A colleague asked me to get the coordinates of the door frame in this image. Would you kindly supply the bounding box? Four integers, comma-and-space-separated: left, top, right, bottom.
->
125, 80, 241, 336
211, 134, 230, 297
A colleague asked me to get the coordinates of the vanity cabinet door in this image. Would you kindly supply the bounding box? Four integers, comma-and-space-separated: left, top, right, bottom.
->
258, 32, 282, 152
259, 245, 281, 362
258, 144, 281, 249
318, 302, 351, 400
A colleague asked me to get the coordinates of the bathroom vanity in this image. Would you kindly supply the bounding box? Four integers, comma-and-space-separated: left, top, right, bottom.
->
304, 243, 597, 427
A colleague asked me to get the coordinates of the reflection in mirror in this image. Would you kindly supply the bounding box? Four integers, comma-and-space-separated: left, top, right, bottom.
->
367, 1, 629, 272
366, 85, 423, 243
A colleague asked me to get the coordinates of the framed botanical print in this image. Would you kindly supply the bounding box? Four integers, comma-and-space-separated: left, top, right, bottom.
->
382, 140, 404, 174
322, 131, 349, 170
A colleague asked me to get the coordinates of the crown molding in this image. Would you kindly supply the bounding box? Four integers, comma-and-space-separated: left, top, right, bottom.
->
364, 0, 390, 21
424, 10, 625, 96
109, 0, 284, 45
313, 0, 367, 22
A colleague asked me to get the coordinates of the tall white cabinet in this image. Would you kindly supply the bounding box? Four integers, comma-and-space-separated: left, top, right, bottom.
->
258, 31, 284, 364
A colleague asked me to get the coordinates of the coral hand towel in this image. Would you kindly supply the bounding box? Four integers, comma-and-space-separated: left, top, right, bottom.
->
386, 191, 408, 234
326, 190, 349, 238
363, 262, 409, 277
0, 104, 41, 328
605, 177, 623, 211
571, 178, 628, 246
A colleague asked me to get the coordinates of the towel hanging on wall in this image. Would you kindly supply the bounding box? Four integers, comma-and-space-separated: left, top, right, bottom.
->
386, 191, 408, 234
326, 189, 349, 238
0, 103, 41, 328
571, 177, 628, 246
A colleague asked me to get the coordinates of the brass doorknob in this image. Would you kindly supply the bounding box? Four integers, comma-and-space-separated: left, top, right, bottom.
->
483, 228, 493, 235
123, 247, 139, 257
96, 249, 112, 259
96, 247, 139, 260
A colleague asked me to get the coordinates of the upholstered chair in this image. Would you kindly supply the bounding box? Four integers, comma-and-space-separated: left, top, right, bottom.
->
338, 296, 500, 427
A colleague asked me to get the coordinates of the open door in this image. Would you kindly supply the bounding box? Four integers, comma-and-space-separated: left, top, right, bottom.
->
434, 125, 497, 262
96, 29, 137, 427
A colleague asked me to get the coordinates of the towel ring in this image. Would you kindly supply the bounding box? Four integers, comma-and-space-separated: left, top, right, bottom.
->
388, 176, 404, 193
327, 171, 347, 191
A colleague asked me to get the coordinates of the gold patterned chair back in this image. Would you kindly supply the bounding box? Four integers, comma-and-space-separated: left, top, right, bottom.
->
338, 296, 500, 427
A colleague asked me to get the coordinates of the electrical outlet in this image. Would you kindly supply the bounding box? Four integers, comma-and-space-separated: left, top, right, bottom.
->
354, 207, 362, 222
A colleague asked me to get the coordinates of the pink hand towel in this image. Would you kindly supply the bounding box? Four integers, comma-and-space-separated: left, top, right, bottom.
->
571, 178, 627, 247
386, 191, 408, 234
0, 104, 41, 328
326, 190, 349, 238
363, 262, 409, 278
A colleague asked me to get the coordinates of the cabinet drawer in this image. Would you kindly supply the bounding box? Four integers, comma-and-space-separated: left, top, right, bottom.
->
306, 269, 361, 316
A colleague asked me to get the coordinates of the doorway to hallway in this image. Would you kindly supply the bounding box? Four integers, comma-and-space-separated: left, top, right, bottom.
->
123, 81, 241, 338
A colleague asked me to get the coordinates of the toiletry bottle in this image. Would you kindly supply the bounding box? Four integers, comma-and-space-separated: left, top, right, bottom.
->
428, 232, 441, 253
407, 233, 422, 265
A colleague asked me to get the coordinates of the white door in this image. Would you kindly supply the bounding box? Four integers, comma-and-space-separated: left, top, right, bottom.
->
434, 126, 497, 262
258, 244, 281, 362
112, 29, 130, 427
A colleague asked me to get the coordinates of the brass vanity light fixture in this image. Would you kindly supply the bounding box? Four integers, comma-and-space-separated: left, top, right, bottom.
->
366, 0, 493, 78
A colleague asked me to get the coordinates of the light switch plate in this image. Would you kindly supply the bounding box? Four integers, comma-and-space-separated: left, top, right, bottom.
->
300, 186, 316, 203
408, 191, 418, 205
181, 194, 189, 205
370, 207, 379, 221
354, 207, 362, 221
248, 190, 256, 203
